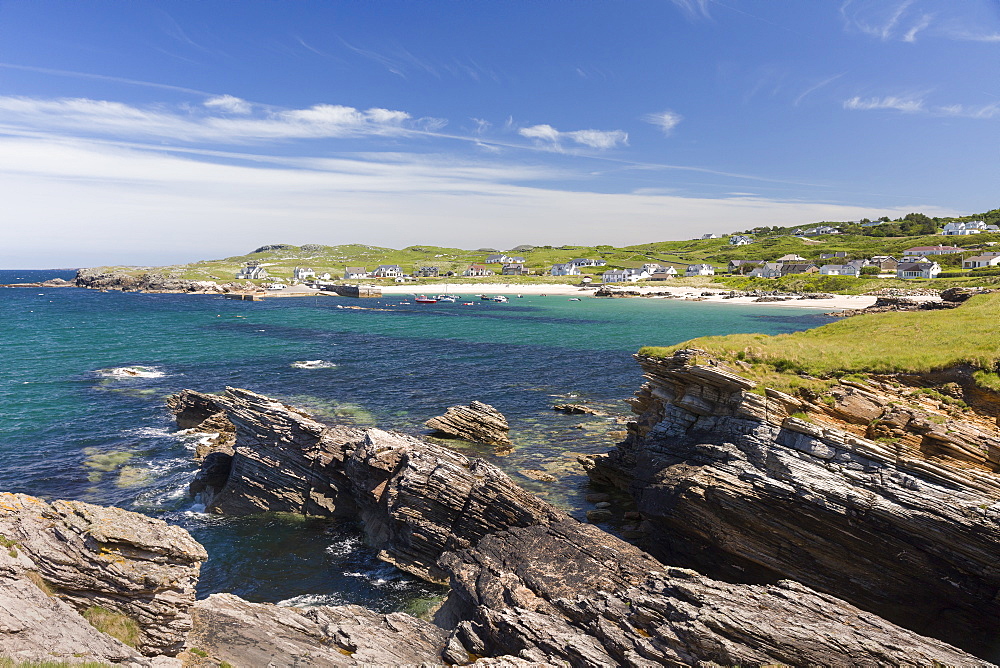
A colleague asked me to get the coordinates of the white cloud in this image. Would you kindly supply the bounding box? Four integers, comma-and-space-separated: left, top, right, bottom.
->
642, 110, 683, 135
839, 0, 934, 42
518, 123, 627, 150
843, 95, 925, 112
0, 95, 427, 144
0, 133, 954, 268
203, 95, 252, 114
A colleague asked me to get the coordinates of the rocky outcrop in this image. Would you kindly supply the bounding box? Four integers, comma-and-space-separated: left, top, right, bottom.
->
552, 403, 603, 415
0, 277, 74, 288
425, 400, 511, 446
188, 594, 452, 666
166, 390, 235, 460
0, 492, 207, 659
177, 388, 991, 666
74, 268, 257, 294
180, 388, 561, 582
585, 349, 1000, 655
435, 520, 980, 667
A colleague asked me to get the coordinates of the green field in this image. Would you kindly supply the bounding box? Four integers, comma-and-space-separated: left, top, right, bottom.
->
640, 292, 1000, 392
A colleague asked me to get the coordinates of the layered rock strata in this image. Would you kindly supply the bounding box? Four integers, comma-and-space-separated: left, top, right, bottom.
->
585, 349, 1000, 653
436, 520, 979, 667
182, 388, 560, 582
178, 388, 988, 666
189, 594, 452, 666
425, 400, 512, 445
0, 492, 207, 659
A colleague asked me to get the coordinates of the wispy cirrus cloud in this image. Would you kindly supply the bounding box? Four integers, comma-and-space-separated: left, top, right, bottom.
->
844, 93, 1000, 118
843, 95, 925, 112
642, 110, 683, 135
669, 0, 712, 20
839, 0, 934, 42
518, 124, 628, 150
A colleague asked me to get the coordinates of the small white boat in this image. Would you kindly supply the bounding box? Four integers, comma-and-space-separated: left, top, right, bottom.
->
492, 295, 509, 303
569, 298, 581, 301
436, 294, 457, 302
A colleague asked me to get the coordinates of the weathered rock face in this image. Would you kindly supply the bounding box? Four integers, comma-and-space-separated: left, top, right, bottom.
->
176, 387, 992, 666
435, 520, 981, 667
181, 388, 562, 582
74, 268, 255, 294
0, 492, 207, 658
425, 400, 511, 445
585, 349, 1000, 655
189, 594, 452, 667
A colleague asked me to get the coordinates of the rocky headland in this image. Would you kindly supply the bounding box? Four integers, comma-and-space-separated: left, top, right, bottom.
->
584, 343, 1000, 657
73, 268, 259, 294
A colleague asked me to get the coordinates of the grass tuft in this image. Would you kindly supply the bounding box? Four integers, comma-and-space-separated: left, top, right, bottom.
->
82, 606, 141, 648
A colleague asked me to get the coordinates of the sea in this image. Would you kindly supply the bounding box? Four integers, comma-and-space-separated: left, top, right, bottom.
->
0, 268, 835, 612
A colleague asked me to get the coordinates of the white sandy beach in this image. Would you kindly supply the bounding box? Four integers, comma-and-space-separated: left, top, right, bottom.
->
377, 282, 889, 310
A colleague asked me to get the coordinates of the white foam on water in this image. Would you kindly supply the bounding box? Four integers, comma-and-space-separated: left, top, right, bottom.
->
278, 592, 347, 608
325, 536, 363, 559
291, 360, 337, 369
95, 365, 166, 379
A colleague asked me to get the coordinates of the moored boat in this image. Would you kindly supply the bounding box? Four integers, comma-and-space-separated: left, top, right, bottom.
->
414, 295, 438, 303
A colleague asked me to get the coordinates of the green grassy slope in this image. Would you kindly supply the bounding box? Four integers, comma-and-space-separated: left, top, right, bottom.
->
92, 229, 1000, 284
640, 292, 1000, 390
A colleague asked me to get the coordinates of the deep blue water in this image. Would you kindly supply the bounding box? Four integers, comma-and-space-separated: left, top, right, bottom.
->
0, 269, 834, 609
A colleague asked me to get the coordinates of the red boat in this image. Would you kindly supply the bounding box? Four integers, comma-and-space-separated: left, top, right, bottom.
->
414, 295, 438, 303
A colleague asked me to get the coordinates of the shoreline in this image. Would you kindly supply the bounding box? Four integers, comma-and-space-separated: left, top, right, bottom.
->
378, 282, 890, 310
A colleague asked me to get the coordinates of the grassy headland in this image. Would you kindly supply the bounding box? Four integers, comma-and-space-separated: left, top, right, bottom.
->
640, 292, 1000, 392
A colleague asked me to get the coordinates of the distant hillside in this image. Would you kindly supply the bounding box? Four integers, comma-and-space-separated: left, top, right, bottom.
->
88, 207, 1000, 282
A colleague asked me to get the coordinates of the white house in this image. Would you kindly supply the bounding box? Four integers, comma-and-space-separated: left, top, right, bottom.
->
485, 254, 512, 264
942, 221, 995, 235
820, 263, 862, 277
641, 263, 664, 275
343, 267, 370, 279
550, 263, 581, 276
748, 263, 782, 279
775, 254, 808, 263
902, 245, 965, 257
568, 258, 606, 268
896, 261, 941, 279
729, 235, 754, 246
820, 264, 846, 276
236, 262, 268, 280
700, 233, 719, 240
602, 268, 648, 283
649, 267, 678, 280
293, 267, 316, 280
371, 265, 404, 278
963, 254, 1000, 269
464, 264, 494, 277
685, 264, 715, 277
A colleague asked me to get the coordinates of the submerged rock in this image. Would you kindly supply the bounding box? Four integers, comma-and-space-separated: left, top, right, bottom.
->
552, 403, 603, 415
425, 400, 512, 445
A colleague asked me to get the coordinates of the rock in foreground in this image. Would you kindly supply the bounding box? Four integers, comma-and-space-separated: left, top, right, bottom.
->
436, 520, 981, 667
425, 400, 511, 445
0, 492, 207, 659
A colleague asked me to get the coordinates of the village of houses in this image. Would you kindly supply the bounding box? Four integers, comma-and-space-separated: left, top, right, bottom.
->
234, 220, 1000, 287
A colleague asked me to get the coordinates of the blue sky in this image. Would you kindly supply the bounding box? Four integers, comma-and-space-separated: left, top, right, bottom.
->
1, 0, 998, 267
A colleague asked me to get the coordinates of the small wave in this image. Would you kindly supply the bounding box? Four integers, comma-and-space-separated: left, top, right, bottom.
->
324, 536, 363, 559
291, 360, 337, 369
278, 593, 346, 608
124, 426, 175, 438
95, 365, 166, 379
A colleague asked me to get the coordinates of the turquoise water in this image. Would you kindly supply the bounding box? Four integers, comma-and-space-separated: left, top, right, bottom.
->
0, 270, 834, 608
